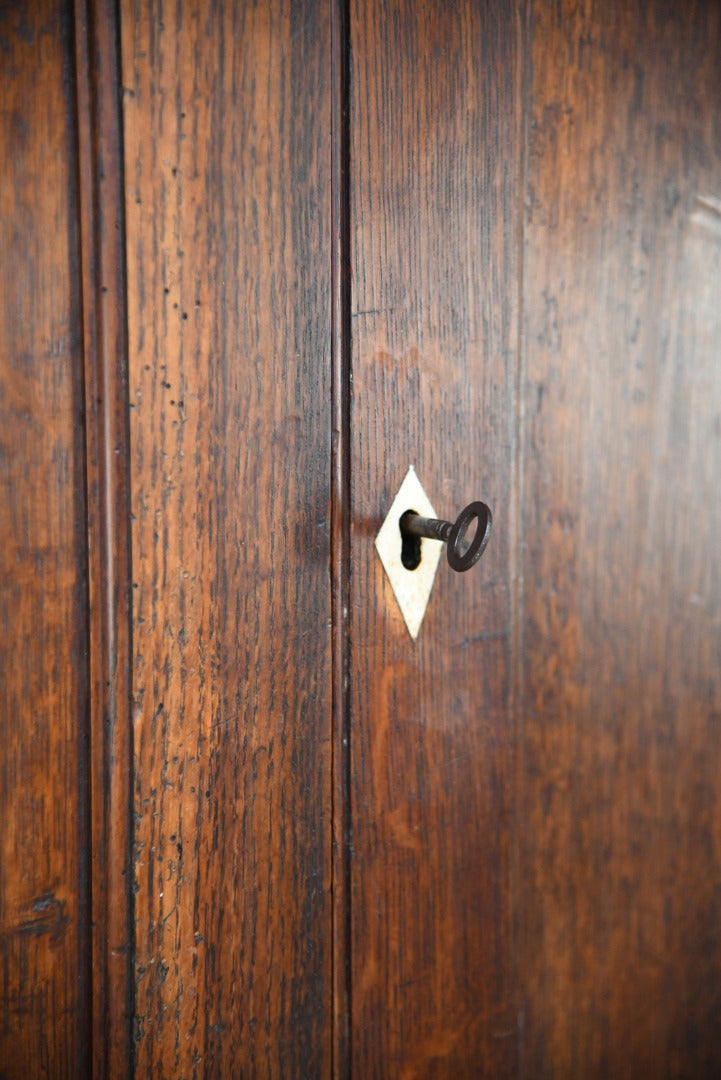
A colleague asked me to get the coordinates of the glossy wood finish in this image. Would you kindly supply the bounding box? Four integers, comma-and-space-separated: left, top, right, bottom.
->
121, 1, 333, 1074
349, 2, 520, 1075
520, 2, 721, 1074
0, 3, 90, 1074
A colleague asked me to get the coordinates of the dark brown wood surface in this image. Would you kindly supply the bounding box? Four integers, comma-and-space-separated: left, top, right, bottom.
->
0, 2, 90, 1074
75, 0, 134, 1073
2, 1, 721, 1074
349, 2, 521, 1075
520, 1, 721, 1075
330, 0, 352, 1074
121, 1, 333, 1075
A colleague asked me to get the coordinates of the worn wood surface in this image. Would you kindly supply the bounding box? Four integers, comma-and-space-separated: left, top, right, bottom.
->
521, 1, 721, 1075
2, 2, 721, 1075
349, 2, 520, 1075
330, 0, 352, 1074
74, 0, 134, 1073
0, 2, 90, 1075
121, 1, 333, 1074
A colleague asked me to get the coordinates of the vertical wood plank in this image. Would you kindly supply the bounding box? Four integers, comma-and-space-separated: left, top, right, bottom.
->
0, 2, 90, 1075
522, 2, 721, 1075
330, 0, 352, 1073
121, 1, 333, 1074
74, 0, 134, 1073
349, 2, 521, 1075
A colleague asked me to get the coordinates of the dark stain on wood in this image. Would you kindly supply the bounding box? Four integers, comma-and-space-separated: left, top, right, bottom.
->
11, 895, 70, 945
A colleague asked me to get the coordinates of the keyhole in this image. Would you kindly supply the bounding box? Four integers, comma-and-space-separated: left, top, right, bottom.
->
399, 510, 422, 570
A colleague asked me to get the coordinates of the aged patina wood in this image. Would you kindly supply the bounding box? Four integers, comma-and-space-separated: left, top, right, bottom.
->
1, 3, 720, 1075
75, 0, 134, 1072
121, 1, 334, 1074
0, 3, 91, 1074
348, 2, 521, 1075
520, 2, 721, 1075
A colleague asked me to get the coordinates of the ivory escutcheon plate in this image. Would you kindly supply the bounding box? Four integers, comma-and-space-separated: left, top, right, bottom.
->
375, 466, 443, 640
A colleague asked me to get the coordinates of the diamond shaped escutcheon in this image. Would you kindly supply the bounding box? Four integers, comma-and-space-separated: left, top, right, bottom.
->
375, 466, 443, 640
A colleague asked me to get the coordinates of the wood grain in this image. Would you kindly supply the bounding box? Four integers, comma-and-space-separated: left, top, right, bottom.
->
74, 0, 134, 1073
0, 2, 90, 1074
121, 1, 333, 1074
521, 2, 721, 1075
3, 4, 719, 1075
349, 2, 521, 1075
330, 0, 352, 1074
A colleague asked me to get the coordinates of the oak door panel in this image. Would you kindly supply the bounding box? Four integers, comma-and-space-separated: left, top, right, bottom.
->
3, 2, 720, 1076
521, 2, 721, 1075
349, 2, 521, 1075
0, 3, 90, 1074
122, 1, 333, 1075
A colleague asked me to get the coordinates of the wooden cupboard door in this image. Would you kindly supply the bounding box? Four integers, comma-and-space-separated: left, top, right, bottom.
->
2, 0, 721, 1075
349, 0, 721, 1078
349, 2, 521, 1075
521, 2, 721, 1075
121, 1, 334, 1075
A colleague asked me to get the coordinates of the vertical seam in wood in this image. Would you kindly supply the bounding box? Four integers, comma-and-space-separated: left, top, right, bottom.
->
331, 0, 352, 1075
68, 5, 93, 1075
73, 0, 134, 1074
73, 7, 99, 1072
514, 1, 532, 1077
